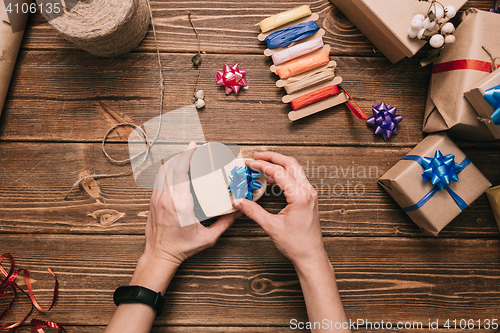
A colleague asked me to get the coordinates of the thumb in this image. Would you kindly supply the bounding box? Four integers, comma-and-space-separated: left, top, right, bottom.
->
205, 211, 238, 243
232, 199, 271, 230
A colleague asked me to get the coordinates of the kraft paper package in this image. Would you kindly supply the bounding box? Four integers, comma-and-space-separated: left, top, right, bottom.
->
378, 134, 491, 236
486, 186, 500, 232
464, 68, 500, 139
329, 0, 467, 64
423, 10, 500, 141
0, 0, 30, 117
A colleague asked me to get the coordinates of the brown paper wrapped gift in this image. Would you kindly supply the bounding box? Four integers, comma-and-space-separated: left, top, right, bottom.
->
423, 10, 500, 141
486, 186, 500, 232
378, 134, 491, 236
464, 68, 500, 139
329, 0, 467, 64
0, 0, 29, 117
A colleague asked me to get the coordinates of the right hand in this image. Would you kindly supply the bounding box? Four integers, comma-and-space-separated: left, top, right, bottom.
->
232, 152, 326, 266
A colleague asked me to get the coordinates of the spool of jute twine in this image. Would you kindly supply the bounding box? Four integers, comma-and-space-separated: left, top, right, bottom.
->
44, 0, 150, 57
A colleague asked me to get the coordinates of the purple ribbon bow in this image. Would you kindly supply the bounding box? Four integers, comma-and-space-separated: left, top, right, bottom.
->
367, 102, 403, 141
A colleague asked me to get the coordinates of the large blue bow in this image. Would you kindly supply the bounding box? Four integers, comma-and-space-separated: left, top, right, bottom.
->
228, 166, 262, 200
401, 150, 470, 212
484, 84, 500, 125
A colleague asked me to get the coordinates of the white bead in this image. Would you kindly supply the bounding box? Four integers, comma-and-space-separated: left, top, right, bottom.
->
408, 27, 418, 38
195, 98, 205, 109
432, 5, 444, 20
429, 34, 444, 48
195, 90, 204, 100
417, 28, 426, 40
410, 17, 424, 30
445, 5, 456, 18
413, 14, 425, 21
441, 22, 455, 34
444, 34, 456, 44
423, 17, 436, 30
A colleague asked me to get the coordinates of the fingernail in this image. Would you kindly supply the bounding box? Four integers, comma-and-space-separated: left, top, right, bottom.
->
186, 141, 196, 150
232, 199, 243, 210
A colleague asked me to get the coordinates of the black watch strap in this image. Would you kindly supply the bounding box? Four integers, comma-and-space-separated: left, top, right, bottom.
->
113, 286, 165, 316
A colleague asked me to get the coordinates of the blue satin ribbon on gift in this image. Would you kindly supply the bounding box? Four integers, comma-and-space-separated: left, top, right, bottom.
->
401, 150, 471, 212
264, 21, 320, 49
228, 166, 262, 200
484, 84, 500, 125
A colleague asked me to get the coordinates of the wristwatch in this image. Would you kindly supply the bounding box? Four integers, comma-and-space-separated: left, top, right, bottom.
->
113, 286, 165, 316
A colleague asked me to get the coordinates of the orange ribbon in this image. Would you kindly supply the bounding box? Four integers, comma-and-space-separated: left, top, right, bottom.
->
290, 85, 340, 111
276, 50, 330, 80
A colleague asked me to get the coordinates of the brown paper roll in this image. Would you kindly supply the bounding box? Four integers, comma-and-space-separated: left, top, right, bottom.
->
0, 0, 29, 116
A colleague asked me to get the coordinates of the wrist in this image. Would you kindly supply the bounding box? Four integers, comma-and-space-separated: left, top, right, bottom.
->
292, 250, 333, 280
130, 254, 179, 295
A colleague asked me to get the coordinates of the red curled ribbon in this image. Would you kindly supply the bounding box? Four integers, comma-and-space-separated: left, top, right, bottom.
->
432, 59, 500, 74
0, 254, 64, 332
340, 86, 367, 120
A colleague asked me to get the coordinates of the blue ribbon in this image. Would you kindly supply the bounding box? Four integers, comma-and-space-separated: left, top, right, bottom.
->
228, 166, 262, 200
264, 21, 320, 49
401, 150, 470, 212
484, 84, 500, 125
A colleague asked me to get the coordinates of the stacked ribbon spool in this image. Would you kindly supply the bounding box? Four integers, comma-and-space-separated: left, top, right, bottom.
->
257, 5, 366, 121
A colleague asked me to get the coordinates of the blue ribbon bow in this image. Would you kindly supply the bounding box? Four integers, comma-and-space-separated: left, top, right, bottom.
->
264, 21, 320, 49
228, 166, 262, 200
401, 150, 471, 212
484, 84, 500, 125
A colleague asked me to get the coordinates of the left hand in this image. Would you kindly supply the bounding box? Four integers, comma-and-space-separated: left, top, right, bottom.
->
144, 141, 239, 266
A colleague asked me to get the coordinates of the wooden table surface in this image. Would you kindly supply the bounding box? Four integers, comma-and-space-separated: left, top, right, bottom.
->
1, 1, 500, 332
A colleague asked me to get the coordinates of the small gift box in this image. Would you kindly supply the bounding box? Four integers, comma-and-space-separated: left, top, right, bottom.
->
464, 68, 500, 139
189, 142, 266, 225
486, 186, 500, 232
329, 0, 467, 64
378, 134, 491, 236
423, 10, 500, 141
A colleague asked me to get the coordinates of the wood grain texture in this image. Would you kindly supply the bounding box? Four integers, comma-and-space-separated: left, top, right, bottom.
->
57, 327, 500, 332
0, 50, 432, 145
0, 142, 497, 237
4, 50, 499, 147
20, 0, 497, 56
1, 235, 499, 326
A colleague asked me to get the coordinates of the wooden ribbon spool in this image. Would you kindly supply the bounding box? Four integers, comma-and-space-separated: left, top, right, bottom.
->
44, 0, 150, 57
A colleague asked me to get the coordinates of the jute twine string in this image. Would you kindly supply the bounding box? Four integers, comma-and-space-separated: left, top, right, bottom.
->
64, 0, 163, 199
47, 0, 150, 57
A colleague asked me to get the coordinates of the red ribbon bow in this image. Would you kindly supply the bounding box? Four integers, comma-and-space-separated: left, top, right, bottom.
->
216, 64, 248, 94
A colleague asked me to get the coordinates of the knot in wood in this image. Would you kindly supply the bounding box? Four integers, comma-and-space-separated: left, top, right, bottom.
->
88, 209, 125, 226
250, 278, 270, 294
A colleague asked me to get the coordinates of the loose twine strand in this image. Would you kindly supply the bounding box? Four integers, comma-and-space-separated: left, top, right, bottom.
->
188, 12, 202, 101
64, 0, 164, 199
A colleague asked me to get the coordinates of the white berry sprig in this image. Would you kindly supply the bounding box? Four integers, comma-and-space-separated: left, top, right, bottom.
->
408, 1, 457, 66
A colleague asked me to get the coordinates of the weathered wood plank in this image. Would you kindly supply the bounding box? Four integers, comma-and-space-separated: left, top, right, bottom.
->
1, 235, 499, 326
1, 51, 433, 145
58, 327, 499, 332
20, 0, 497, 56
0, 142, 497, 237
